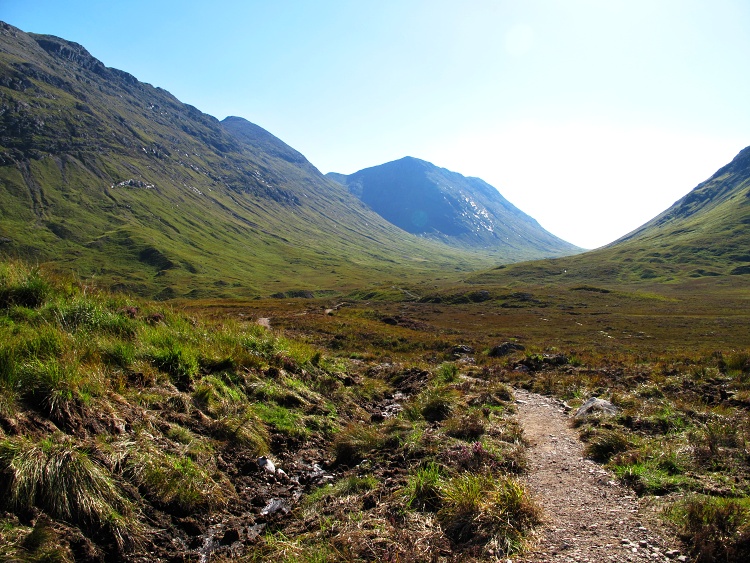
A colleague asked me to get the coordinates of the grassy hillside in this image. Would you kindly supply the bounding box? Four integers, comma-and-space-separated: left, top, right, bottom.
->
0, 22, 493, 300
462, 145, 750, 287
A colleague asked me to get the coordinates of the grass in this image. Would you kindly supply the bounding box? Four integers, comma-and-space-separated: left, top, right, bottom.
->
665, 495, 750, 562
438, 473, 541, 554
332, 423, 385, 466
0, 434, 138, 549
1, 256, 750, 561
403, 462, 444, 511
125, 437, 233, 514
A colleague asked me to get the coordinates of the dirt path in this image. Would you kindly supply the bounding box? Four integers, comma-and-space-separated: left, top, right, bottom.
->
513, 389, 687, 563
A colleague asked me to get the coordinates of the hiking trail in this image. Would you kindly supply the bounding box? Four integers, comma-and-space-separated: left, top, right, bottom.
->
513, 389, 687, 563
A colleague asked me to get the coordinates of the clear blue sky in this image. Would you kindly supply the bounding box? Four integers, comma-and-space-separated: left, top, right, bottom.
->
4, 0, 749, 248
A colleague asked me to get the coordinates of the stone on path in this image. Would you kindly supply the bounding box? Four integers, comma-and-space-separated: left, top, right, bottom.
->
574, 397, 620, 419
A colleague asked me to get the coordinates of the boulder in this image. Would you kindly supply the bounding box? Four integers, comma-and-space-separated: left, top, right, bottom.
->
488, 342, 525, 357
574, 397, 620, 419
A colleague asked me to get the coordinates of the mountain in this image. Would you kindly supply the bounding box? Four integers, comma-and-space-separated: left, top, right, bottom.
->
466, 146, 750, 286
0, 22, 497, 298
327, 157, 582, 261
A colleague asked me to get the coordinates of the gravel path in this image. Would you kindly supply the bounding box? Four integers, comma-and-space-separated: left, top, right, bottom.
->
513, 389, 687, 563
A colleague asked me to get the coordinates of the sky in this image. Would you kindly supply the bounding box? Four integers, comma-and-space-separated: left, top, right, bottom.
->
4, 0, 749, 248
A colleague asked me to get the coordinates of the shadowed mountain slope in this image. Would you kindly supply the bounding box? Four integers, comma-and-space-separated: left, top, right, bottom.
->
328, 157, 582, 261
466, 146, 750, 286
0, 22, 497, 298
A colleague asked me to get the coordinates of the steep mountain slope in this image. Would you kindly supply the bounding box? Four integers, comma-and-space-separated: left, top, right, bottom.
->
0, 22, 489, 298
328, 157, 581, 261
466, 146, 750, 286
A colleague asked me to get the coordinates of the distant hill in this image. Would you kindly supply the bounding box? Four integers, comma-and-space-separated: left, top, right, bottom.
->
466, 146, 750, 285
328, 157, 581, 261
0, 22, 500, 298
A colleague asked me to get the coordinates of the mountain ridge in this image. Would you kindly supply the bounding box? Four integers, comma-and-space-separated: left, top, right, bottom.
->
0, 21, 501, 298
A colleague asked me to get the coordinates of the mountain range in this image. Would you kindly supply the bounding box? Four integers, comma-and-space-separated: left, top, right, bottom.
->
0, 19, 748, 296
0, 22, 580, 298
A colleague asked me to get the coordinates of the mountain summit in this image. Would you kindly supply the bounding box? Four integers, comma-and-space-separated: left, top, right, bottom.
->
328, 157, 581, 260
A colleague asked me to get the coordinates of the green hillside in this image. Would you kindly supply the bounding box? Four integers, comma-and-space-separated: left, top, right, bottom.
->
465, 145, 750, 287
0, 22, 491, 299
329, 157, 582, 260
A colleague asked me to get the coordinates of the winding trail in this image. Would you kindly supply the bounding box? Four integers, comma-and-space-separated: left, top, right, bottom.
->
513, 389, 686, 563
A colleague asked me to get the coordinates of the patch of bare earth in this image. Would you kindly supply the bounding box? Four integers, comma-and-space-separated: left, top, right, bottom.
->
513, 389, 687, 563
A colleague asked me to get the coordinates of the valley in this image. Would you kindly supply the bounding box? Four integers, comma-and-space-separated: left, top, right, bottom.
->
0, 18, 749, 563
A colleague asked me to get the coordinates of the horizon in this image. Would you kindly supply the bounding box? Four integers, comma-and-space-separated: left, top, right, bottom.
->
4, 0, 749, 249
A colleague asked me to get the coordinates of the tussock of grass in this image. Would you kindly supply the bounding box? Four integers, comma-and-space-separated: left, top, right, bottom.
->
414, 385, 459, 422
403, 462, 444, 511
0, 266, 52, 309
444, 410, 487, 441
438, 473, 541, 554
0, 435, 138, 549
332, 423, 385, 466
125, 436, 234, 514
583, 428, 631, 463
665, 495, 750, 562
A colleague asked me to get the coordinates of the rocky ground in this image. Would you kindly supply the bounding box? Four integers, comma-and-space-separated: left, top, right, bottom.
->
513, 389, 687, 563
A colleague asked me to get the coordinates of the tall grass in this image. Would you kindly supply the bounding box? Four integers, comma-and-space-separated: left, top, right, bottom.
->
0, 435, 138, 548
666, 495, 750, 562
438, 473, 541, 554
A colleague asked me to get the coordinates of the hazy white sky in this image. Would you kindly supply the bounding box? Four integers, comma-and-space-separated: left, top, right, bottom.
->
5, 0, 749, 248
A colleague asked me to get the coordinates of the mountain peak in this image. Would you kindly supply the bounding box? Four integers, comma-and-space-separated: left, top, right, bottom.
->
328, 159, 580, 259
31, 33, 106, 74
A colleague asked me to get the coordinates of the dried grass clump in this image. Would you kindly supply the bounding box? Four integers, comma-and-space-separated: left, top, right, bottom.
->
444, 410, 487, 441
583, 428, 631, 463
0, 435, 139, 549
332, 423, 385, 466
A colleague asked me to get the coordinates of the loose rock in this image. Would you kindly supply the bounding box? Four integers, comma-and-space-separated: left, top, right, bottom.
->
574, 397, 620, 419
